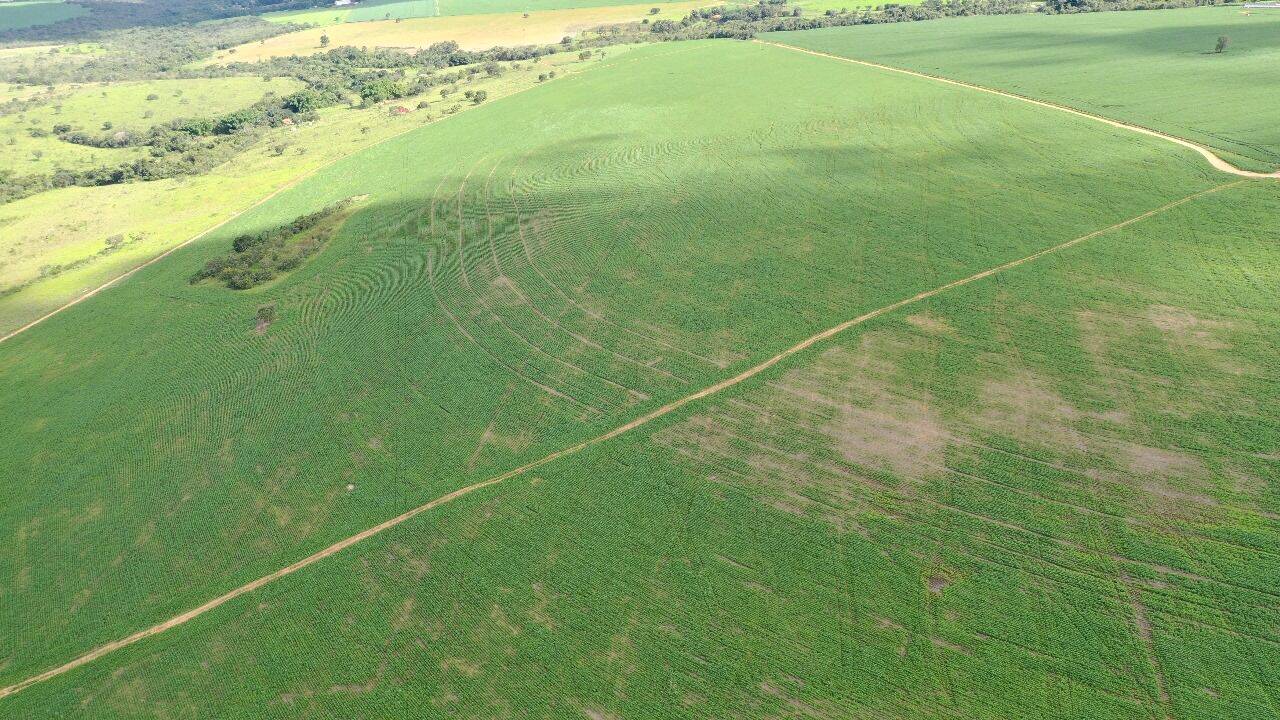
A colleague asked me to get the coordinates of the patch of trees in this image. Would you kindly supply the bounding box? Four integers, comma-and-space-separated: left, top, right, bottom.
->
190, 199, 353, 289
1040, 0, 1229, 12
642, 0, 1237, 41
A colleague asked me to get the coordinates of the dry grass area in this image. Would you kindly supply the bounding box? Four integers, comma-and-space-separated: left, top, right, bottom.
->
210, 2, 702, 63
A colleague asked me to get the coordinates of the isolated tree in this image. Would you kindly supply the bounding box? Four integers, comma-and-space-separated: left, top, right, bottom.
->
471, 90, 487, 105
359, 79, 404, 105
283, 89, 324, 113
320, 33, 331, 48
1214, 35, 1229, 53
649, 6, 661, 13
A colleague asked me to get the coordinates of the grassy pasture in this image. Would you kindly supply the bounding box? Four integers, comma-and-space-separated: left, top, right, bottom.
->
265, 0, 689, 26
221, 1, 699, 61
0, 38, 1258, 716
765, 7, 1280, 172
0, 76, 301, 175
0, 0, 86, 31
0, 49, 618, 332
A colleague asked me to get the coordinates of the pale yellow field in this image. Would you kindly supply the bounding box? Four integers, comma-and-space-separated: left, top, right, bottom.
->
209, 2, 700, 62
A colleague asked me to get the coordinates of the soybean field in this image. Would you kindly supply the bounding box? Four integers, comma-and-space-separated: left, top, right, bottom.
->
0, 16, 1277, 720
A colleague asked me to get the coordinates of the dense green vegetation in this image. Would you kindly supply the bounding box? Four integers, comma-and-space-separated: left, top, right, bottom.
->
0, 0, 86, 31
765, 6, 1280, 171
8, 175, 1278, 718
4, 35, 1271, 718
191, 199, 358, 288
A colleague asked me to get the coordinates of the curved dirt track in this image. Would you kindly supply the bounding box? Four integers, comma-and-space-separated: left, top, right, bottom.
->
0, 179, 1244, 702
757, 40, 1280, 180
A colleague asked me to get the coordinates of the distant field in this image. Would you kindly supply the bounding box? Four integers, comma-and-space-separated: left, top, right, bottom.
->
0, 0, 86, 31
6, 37, 1273, 718
219, 1, 699, 61
0, 77, 301, 181
765, 7, 1280, 171
791, 0, 921, 12
266, 0, 688, 25
0, 49, 621, 331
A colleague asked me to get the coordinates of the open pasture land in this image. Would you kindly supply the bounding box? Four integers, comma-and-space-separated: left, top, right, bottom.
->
0, 76, 301, 174
223, 2, 699, 61
765, 7, 1280, 172
3, 36, 1275, 718
0, 0, 85, 31
265, 0, 691, 26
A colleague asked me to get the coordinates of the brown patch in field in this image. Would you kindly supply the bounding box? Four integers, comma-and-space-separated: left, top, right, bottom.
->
390, 597, 416, 631
328, 677, 377, 695
681, 692, 706, 707
1147, 305, 1231, 349
927, 575, 949, 594
466, 422, 534, 472
1142, 482, 1218, 509
439, 658, 481, 677
759, 677, 836, 718
528, 582, 557, 630
489, 604, 521, 636
652, 333, 949, 529
929, 636, 974, 656
776, 337, 950, 482
973, 369, 1089, 452
583, 709, 620, 720
1125, 580, 1173, 710
905, 312, 954, 335
1123, 443, 1205, 478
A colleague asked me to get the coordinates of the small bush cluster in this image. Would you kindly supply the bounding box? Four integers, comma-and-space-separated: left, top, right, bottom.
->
191, 200, 353, 289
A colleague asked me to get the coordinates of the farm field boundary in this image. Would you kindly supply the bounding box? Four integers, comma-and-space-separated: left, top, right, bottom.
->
0, 178, 1245, 702
756, 39, 1280, 180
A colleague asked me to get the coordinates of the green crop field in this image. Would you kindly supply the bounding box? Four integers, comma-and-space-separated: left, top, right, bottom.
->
3, 33, 1276, 718
6, 179, 1279, 718
0, 0, 86, 31
265, 0, 689, 26
0, 77, 301, 176
764, 7, 1280, 172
